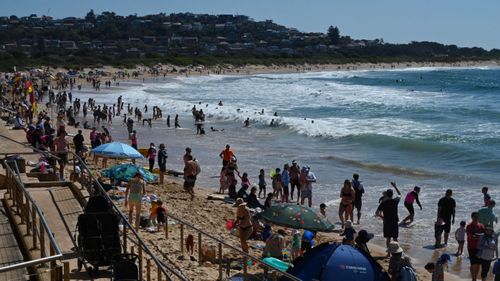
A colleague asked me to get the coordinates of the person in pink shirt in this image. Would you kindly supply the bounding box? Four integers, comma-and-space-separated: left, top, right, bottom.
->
130, 130, 138, 149
53, 129, 69, 181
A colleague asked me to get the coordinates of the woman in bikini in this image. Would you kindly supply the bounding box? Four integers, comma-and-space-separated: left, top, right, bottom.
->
125, 172, 146, 231
234, 198, 253, 253
339, 179, 356, 228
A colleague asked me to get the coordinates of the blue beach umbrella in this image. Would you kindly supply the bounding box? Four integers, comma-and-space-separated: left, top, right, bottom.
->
285, 243, 390, 281
92, 142, 143, 159
102, 163, 157, 182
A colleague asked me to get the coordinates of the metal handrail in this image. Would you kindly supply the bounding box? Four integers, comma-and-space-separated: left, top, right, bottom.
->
67, 151, 189, 281
0, 105, 17, 114
0, 161, 63, 273
0, 134, 188, 280
165, 212, 302, 281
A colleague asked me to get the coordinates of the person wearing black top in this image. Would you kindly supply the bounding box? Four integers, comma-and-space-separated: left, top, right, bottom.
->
352, 173, 365, 224
376, 182, 402, 248
437, 189, 456, 246
73, 130, 84, 155
158, 143, 168, 185
246, 186, 264, 209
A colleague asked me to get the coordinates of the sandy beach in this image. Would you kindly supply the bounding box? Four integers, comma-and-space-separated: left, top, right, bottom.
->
3, 61, 495, 280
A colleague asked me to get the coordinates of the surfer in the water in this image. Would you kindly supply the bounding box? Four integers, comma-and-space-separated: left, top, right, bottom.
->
401, 186, 422, 225
244, 118, 250, 127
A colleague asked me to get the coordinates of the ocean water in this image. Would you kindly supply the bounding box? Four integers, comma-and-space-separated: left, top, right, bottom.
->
77, 67, 500, 278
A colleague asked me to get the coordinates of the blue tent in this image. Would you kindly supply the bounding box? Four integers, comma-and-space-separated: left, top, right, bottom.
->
285, 243, 390, 281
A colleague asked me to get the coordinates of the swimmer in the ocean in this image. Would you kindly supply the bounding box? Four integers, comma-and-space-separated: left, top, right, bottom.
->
244, 118, 250, 127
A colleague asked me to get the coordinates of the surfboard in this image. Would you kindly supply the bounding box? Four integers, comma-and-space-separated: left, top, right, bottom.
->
207, 193, 227, 201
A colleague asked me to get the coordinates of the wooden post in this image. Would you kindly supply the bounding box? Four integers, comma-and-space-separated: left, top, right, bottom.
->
32, 206, 37, 249
146, 259, 151, 281
138, 245, 143, 281
25, 198, 31, 235
180, 224, 184, 254
218, 243, 223, 280
157, 266, 161, 281
63, 262, 70, 281
50, 245, 56, 281
164, 218, 168, 239
243, 256, 248, 281
198, 232, 202, 266
123, 227, 127, 252
40, 217, 45, 258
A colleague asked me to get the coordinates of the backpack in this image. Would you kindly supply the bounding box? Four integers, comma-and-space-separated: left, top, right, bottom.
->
400, 266, 418, 281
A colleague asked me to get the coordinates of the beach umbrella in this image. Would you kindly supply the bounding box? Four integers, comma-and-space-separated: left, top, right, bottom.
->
258, 204, 334, 232
285, 243, 390, 281
102, 163, 157, 182
92, 142, 144, 159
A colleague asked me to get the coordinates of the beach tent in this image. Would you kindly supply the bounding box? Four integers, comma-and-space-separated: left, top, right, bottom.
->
284, 243, 390, 281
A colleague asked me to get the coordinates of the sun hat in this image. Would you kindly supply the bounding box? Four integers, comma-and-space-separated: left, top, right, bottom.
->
233, 198, 246, 207
388, 241, 403, 254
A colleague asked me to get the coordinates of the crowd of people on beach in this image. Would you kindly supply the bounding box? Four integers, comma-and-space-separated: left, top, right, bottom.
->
3, 68, 500, 281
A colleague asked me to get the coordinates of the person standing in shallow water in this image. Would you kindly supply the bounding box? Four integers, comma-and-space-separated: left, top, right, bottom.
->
437, 189, 456, 246
376, 182, 402, 248
401, 186, 422, 225
157, 144, 168, 185
351, 173, 364, 224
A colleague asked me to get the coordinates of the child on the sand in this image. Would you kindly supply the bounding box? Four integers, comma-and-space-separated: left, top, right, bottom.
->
258, 169, 266, 198
434, 218, 445, 248
264, 193, 273, 209
219, 167, 226, 194
340, 220, 356, 245
272, 168, 283, 200
455, 221, 466, 256
291, 230, 301, 260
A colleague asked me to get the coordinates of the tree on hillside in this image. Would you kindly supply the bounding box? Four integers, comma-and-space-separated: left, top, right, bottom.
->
85, 10, 96, 23
327, 25, 340, 45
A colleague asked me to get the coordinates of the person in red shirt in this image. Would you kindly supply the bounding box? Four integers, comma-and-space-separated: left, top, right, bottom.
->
466, 211, 485, 281
219, 144, 236, 167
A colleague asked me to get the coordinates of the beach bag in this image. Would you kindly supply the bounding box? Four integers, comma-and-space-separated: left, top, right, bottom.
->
194, 160, 201, 176
400, 266, 418, 281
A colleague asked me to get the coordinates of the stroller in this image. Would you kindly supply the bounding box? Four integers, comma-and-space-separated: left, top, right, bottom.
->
75, 195, 121, 277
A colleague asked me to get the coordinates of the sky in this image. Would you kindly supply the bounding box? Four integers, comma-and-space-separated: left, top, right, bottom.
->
3, 0, 499, 50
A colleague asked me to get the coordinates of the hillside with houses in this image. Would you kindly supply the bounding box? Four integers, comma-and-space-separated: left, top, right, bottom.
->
0, 10, 499, 69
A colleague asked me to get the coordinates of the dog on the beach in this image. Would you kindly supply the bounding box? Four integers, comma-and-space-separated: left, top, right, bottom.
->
185, 234, 194, 256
